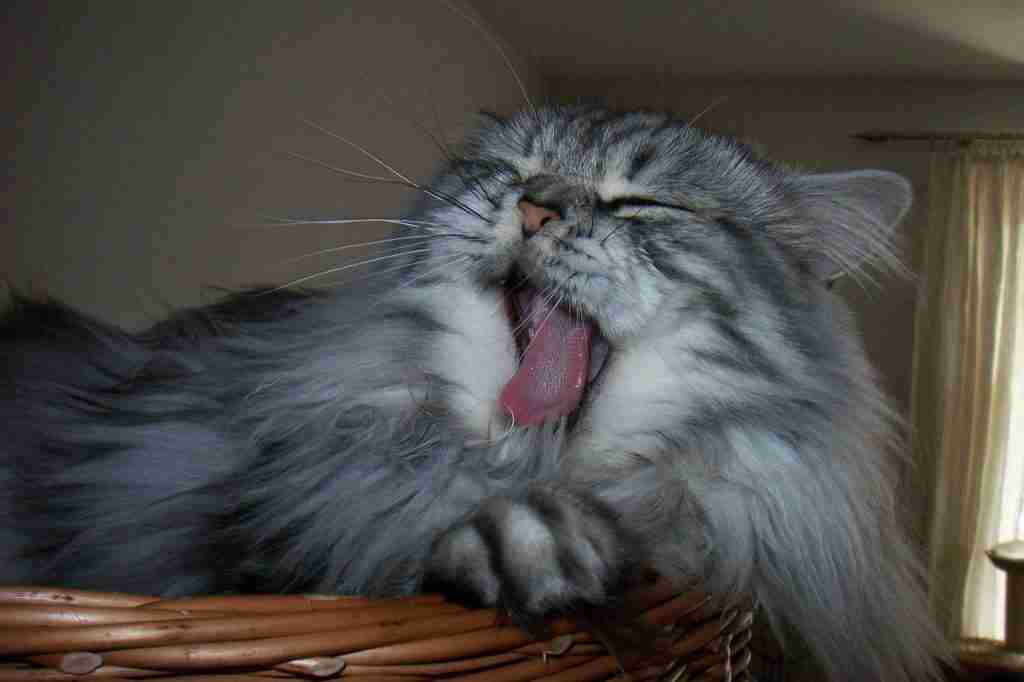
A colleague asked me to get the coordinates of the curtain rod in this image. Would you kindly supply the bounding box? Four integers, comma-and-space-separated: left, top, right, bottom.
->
852, 130, 1024, 143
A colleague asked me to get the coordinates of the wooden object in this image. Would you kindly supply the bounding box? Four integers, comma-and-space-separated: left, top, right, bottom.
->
954, 638, 1024, 680
953, 541, 1024, 680
0, 580, 754, 680
988, 540, 1024, 650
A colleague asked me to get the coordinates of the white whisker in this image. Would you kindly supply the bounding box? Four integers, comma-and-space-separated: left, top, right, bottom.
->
488, 269, 531, 319
287, 139, 488, 222
428, 97, 454, 157
686, 96, 728, 129
320, 251, 473, 291
279, 234, 471, 265
267, 248, 435, 293
283, 151, 402, 184
241, 217, 447, 230
353, 71, 457, 163
298, 116, 416, 186
519, 288, 567, 360
396, 253, 475, 291
508, 282, 558, 343
439, 0, 535, 113
468, 413, 517, 446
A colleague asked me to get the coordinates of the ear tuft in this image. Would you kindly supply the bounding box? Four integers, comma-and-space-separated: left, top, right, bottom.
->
789, 170, 912, 283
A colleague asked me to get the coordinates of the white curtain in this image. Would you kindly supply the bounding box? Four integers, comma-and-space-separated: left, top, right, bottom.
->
912, 140, 1024, 640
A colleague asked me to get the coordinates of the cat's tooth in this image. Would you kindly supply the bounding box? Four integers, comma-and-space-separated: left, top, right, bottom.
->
588, 336, 609, 383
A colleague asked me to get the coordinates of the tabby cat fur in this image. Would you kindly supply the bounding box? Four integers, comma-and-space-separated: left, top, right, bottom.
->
0, 105, 946, 681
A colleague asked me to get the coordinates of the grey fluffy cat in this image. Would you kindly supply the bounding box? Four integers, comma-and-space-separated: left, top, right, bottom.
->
1, 105, 946, 680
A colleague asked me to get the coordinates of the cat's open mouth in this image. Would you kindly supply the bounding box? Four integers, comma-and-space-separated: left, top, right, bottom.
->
498, 277, 610, 426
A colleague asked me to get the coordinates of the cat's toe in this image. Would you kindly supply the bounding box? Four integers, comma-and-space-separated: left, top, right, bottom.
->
425, 486, 635, 625
425, 521, 502, 607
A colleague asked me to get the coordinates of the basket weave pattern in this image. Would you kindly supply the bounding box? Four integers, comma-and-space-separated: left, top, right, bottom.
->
0, 581, 753, 681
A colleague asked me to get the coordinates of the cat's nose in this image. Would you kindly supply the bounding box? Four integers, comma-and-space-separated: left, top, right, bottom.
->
517, 200, 560, 239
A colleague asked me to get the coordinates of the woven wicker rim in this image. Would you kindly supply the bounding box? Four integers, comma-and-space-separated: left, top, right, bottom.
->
0, 581, 754, 681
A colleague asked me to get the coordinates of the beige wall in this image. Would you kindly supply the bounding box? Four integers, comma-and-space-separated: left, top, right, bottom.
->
2, 1, 542, 328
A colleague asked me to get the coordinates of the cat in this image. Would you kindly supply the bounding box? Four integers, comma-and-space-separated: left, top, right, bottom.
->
0, 104, 946, 681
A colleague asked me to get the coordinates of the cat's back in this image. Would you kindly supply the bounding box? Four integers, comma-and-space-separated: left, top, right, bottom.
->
0, 289, 343, 591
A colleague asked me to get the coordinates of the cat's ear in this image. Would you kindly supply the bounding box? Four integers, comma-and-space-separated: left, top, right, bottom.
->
788, 170, 911, 282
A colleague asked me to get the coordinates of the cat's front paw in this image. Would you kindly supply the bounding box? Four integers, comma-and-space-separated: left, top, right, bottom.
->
425, 486, 636, 625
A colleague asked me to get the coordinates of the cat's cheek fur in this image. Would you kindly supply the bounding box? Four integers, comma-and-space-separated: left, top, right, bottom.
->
417, 284, 517, 436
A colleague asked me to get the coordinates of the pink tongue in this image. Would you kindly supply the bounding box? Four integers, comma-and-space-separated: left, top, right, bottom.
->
499, 293, 593, 425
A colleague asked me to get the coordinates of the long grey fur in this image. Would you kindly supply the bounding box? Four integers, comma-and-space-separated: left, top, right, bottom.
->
1, 105, 947, 681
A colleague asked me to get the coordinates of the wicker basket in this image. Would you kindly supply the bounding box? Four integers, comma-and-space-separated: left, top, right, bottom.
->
0, 581, 753, 681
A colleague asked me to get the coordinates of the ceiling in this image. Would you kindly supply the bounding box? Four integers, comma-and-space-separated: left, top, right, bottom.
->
469, 0, 1024, 81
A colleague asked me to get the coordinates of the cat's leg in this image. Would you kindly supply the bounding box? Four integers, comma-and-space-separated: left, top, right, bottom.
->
424, 484, 640, 625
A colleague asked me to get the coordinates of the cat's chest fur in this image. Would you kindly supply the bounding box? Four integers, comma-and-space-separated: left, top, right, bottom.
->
417, 283, 518, 437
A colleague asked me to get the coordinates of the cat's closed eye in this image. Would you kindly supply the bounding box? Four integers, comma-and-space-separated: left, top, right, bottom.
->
602, 197, 697, 222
